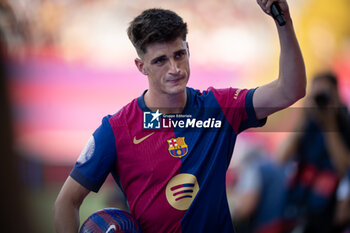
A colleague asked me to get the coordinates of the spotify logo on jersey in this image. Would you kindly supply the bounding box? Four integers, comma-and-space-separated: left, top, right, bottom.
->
165, 173, 199, 210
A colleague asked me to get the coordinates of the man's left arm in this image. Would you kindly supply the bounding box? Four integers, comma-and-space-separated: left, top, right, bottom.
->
253, 0, 306, 120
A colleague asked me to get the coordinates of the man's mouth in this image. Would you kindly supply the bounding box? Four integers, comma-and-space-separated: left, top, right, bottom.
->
167, 76, 184, 83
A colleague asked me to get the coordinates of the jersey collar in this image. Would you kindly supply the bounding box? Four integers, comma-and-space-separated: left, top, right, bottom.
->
137, 87, 192, 114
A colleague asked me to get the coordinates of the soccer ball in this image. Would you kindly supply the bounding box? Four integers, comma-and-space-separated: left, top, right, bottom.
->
80, 208, 142, 233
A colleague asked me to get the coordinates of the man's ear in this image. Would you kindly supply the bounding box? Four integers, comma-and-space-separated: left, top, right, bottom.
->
185, 41, 190, 58
135, 58, 148, 75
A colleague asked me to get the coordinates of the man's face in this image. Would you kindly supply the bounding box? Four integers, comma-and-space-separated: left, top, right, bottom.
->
137, 37, 190, 96
308, 78, 339, 108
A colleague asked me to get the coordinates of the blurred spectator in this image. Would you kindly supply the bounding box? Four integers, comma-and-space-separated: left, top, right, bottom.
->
231, 147, 288, 233
279, 72, 350, 233
334, 169, 350, 232
0, 0, 30, 57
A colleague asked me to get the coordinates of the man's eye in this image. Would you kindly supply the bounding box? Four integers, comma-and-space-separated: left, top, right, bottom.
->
156, 59, 164, 65
175, 51, 185, 59
154, 58, 167, 65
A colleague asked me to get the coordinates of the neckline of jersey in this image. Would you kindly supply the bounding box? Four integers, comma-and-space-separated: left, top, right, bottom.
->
137, 87, 192, 115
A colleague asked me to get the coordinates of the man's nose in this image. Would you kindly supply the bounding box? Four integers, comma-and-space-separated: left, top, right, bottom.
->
169, 58, 180, 74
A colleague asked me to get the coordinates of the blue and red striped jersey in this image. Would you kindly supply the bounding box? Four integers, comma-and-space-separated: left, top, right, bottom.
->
71, 87, 265, 233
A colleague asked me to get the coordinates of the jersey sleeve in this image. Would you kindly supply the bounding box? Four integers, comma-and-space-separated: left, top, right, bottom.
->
209, 87, 266, 134
70, 116, 116, 192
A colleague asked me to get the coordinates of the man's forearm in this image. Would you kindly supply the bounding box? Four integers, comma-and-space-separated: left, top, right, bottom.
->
54, 200, 80, 233
54, 176, 90, 233
252, 1, 307, 120
276, 16, 306, 104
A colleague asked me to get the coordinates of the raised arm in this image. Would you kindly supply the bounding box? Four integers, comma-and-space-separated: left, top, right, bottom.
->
253, 0, 306, 120
54, 177, 90, 233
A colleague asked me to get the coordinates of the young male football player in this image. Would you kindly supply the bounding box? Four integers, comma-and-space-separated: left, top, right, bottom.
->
54, 0, 306, 232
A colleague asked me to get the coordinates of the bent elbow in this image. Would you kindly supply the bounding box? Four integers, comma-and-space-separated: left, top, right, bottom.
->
299, 74, 307, 99
296, 86, 306, 101
289, 89, 305, 106
53, 196, 62, 220
290, 78, 307, 104
282, 85, 306, 108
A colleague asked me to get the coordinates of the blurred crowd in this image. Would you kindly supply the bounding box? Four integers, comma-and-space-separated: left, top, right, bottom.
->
229, 72, 350, 233
0, 0, 308, 68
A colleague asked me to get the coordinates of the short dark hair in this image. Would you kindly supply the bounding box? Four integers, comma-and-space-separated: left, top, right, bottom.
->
127, 8, 188, 56
313, 71, 338, 88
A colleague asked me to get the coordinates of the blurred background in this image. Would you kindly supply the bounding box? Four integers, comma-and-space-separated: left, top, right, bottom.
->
1, 0, 350, 232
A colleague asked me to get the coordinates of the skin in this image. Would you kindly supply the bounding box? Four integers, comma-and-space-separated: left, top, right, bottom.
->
54, 1, 306, 232
135, 38, 190, 114
135, 0, 307, 119
253, 0, 306, 120
54, 177, 90, 233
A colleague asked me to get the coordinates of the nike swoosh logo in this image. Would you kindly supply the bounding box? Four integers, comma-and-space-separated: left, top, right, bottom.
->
133, 132, 155, 144
106, 224, 116, 233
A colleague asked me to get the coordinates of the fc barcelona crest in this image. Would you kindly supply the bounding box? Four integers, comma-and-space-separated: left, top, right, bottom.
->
167, 137, 188, 158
